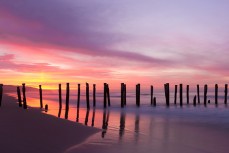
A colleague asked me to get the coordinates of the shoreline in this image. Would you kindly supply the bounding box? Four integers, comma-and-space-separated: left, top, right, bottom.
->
0, 94, 100, 153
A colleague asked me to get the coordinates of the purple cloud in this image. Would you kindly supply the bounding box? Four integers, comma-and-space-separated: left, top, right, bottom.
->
0, 0, 229, 83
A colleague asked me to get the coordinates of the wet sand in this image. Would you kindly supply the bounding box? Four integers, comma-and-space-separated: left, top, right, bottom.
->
0, 94, 100, 153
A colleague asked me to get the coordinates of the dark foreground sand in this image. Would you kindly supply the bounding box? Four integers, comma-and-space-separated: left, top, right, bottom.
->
0, 94, 100, 153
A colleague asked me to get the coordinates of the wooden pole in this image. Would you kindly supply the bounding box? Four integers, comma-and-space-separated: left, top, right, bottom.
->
86, 82, 90, 109
164, 83, 169, 106
102, 110, 107, 130
151, 85, 153, 105
17, 86, 22, 107
153, 97, 156, 106
167, 83, 170, 106
0, 84, 3, 107
225, 84, 228, 104
107, 84, 111, 107
76, 108, 79, 122
104, 83, 107, 108
179, 84, 183, 107
77, 84, 80, 108
58, 84, 62, 118
93, 84, 96, 107
138, 84, 140, 106
39, 85, 43, 109
139, 84, 141, 107
204, 84, 207, 106
164, 84, 167, 105
193, 95, 196, 106
197, 84, 200, 104
45, 104, 48, 112
91, 108, 95, 127
22, 83, 27, 109
215, 84, 218, 105
174, 85, 177, 105
164, 84, 166, 102
186, 85, 189, 104
65, 83, 70, 119
136, 84, 138, 106
136, 84, 140, 107
124, 84, 126, 106
84, 109, 90, 125
121, 83, 124, 108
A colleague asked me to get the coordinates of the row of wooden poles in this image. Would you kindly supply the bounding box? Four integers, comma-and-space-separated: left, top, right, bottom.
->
41, 83, 228, 109
164, 83, 228, 106
15, 84, 48, 111
0, 83, 28, 109
0, 83, 228, 118
57, 83, 228, 117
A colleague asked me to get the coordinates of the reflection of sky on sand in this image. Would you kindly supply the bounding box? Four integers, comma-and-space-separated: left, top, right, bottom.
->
63, 105, 229, 153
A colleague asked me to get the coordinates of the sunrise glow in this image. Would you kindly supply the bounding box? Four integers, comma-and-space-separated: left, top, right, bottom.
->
0, 0, 228, 89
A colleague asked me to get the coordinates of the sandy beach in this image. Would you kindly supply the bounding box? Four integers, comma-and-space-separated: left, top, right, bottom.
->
0, 94, 100, 153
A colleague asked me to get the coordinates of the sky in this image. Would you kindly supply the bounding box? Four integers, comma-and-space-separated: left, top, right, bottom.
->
0, 0, 229, 89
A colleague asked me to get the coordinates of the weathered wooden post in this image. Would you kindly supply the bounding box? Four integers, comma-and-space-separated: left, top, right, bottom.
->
86, 82, 90, 109
22, 83, 27, 109
164, 84, 167, 105
208, 100, 210, 104
215, 84, 218, 105
174, 85, 177, 105
151, 85, 154, 105
167, 83, 170, 106
179, 84, 183, 107
107, 84, 111, 107
153, 97, 156, 106
138, 84, 140, 106
58, 84, 62, 117
76, 108, 79, 122
84, 109, 90, 126
164, 83, 170, 106
77, 84, 80, 108
168, 83, 170, 106
225, 84, 228, 104
17, 86, 22, 107
91, 108, 96, 127
65, 83, 70, 119
186, 85, 189, 104
197, 84, 200, 104
121, 83, 124, 108
193, 95, 196, 106
39, 85, 43, 109
104, 83, 107, 108
93, 84, 96, 107
136, 84, 138, 106
136, 84, 140, 107
0, 84, 3, 107
204, 84, 208, 106
124, 84, 126, 106
45, 104, 48, 112
102, 110, 107, 130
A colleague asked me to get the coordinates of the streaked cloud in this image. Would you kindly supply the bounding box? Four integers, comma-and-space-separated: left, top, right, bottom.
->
0, 0, 228, 87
